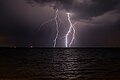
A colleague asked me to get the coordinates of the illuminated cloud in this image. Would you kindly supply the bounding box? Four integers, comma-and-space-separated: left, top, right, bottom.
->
26, 0, 120, 19
0, 0, 120, 47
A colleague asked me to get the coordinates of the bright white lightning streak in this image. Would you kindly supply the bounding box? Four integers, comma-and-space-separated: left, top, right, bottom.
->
39, 10, 76, 47
69, 23, 77, 47
65, 13, 76, 47
54, 10, 59, 47
39, 10, 59, 47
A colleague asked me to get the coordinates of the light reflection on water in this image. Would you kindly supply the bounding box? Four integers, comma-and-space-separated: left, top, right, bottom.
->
0, 48, 120, 80
52, 49, 80, 79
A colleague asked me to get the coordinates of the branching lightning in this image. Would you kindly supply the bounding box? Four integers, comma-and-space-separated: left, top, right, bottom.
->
65, 13, 76, 47
69, 23, 77, 47
54, 10, 59, 47
39, 10, 76, 47
39, 9, 59, 47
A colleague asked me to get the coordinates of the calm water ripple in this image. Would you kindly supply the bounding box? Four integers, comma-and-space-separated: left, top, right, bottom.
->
0, 48, 120, 80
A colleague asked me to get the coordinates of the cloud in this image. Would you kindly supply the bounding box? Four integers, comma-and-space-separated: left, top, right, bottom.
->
0, 0, 120, 47
91, 10, 120, 25
26, 0, 120, 19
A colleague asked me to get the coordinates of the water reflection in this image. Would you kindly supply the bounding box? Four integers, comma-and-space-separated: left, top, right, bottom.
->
0, 49, 120, 80
52, 49, 81, 79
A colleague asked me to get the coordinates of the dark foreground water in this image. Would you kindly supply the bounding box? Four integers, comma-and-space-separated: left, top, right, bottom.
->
0, 48, 120, 80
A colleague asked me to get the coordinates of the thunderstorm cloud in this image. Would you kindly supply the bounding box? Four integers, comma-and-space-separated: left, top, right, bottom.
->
0, 0, 120, 47
27, 0, 120, 19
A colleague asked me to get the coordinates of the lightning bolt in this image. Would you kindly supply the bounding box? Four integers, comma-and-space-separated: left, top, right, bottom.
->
69, 23, 76, 47
39, 9, 59, 47
39, 10, 76, 48
54, 10, 59, 47
65, 13, 76, 47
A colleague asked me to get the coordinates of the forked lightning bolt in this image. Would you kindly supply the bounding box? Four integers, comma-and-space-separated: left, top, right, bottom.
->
39, 10, 59, 47
39, 10, 76, 47
69, 23, 76, 47
54, 10, 59, 47
65, 13, 76, 47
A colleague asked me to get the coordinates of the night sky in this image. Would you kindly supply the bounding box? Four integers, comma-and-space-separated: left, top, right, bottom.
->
0, 0, 120, 47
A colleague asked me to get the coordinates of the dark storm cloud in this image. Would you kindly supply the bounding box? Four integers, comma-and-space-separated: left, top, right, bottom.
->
0, 0, 120, 47
27, 0, 120, 19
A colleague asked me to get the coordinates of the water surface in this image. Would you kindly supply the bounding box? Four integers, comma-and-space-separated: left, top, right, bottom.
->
0, 48, 120, 80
